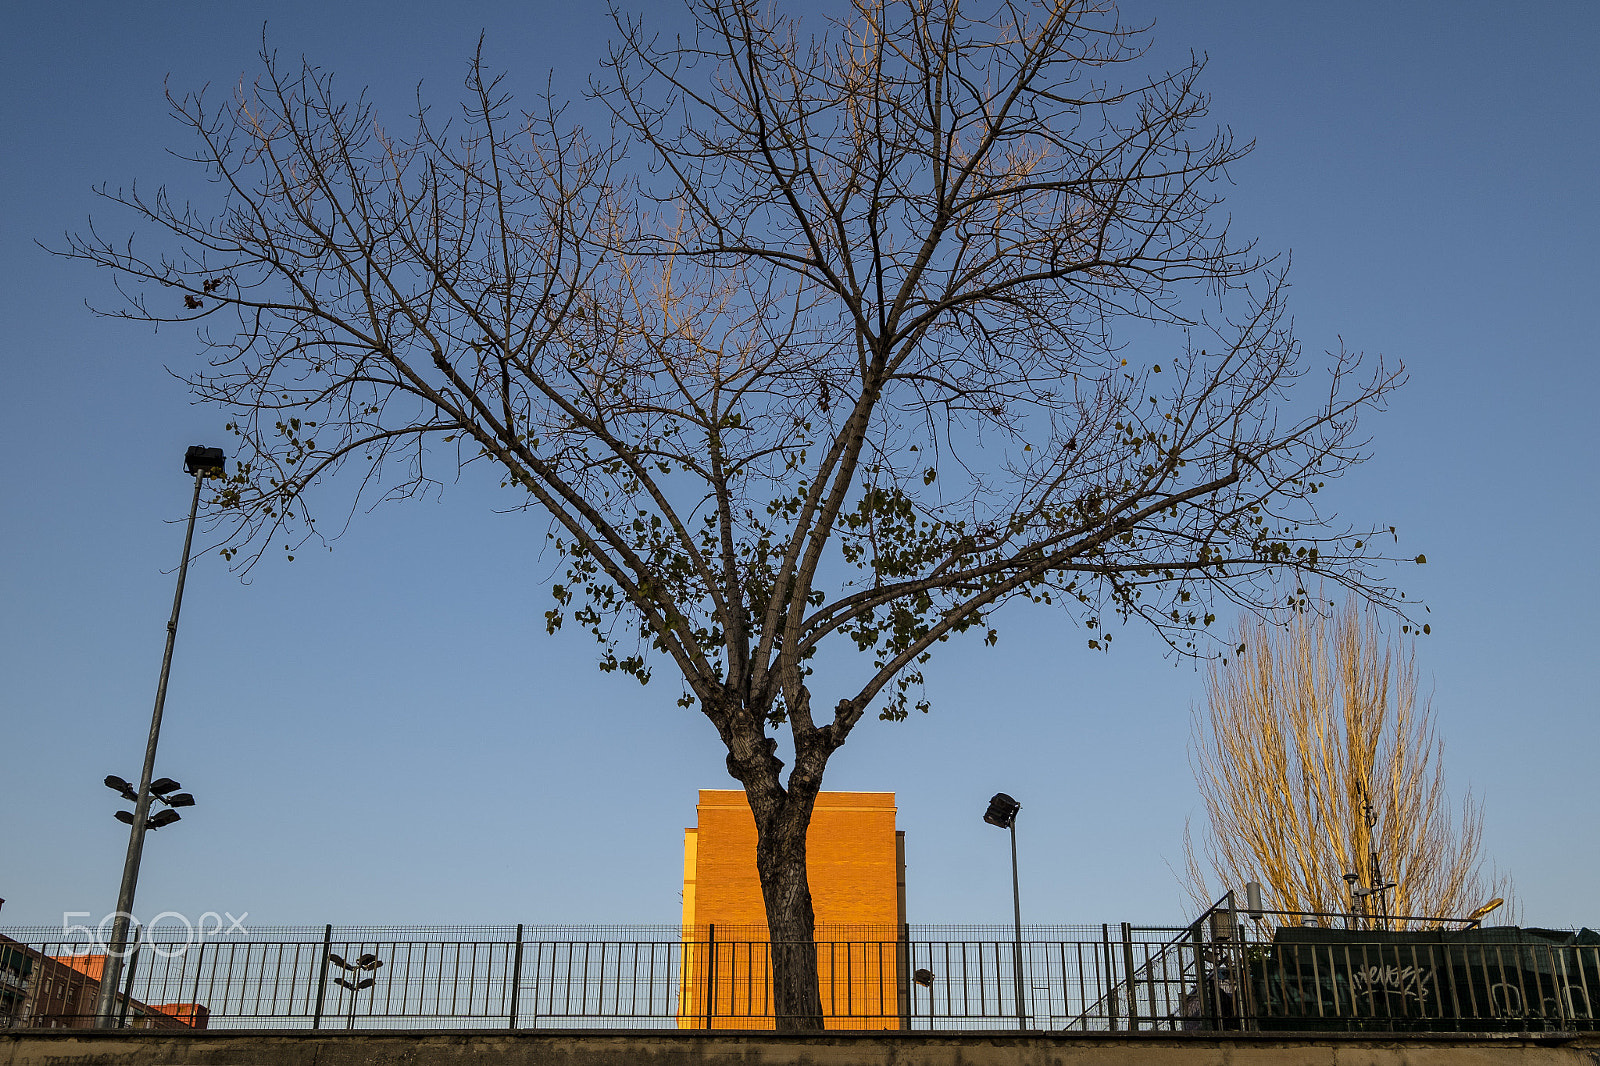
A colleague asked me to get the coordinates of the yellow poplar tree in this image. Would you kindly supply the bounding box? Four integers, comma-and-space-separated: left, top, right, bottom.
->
1186, 601, 1509, 929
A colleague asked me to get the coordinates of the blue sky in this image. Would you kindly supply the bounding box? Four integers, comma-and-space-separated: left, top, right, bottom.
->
2, 2, 1595, 934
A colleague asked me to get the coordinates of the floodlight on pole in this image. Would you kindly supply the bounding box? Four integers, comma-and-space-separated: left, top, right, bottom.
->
146, 810, 182, 830
327, 949, 384, 1029
107, 776, 197, 828
183, 446, 226, 477
983, 793, 1020, 829
982, 792, 1026, 1031
93, 446, 224, 1027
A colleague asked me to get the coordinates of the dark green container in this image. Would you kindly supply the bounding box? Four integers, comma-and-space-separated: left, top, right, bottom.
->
1248, 926, 1599, 1032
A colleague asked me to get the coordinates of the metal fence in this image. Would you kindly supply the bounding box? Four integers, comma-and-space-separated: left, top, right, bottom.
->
3, 920, 1594, 1032
1245, 927, 1600, 1032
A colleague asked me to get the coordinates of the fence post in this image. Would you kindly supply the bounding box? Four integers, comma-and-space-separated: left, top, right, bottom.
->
898, 923, 911, 1031
1228, 891, 1251, 1028
528, 941, 541, 1029
1121, 923, 1139, 1031
508, 924, 524, 1030
1192, 919, 1214, 1032
187, 939, 206, 1021
116, 925, 143, 1028
1101, 924, 1117, 1031
312, 924, 332, 1030
704, 924, 716, 1030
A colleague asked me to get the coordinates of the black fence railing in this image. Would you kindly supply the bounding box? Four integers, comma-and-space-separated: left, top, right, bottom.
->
2, 920, 1594, 1032
1245, 926, 1600, 1032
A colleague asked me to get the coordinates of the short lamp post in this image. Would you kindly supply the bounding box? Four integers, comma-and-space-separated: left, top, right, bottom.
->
328, 952, 384, 1029
93, 446, 225, 1027
983, 792, 1026, 1031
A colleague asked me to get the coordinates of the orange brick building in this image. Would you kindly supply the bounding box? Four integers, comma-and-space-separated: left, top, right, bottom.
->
0, 942, 207, 1029
678, 789, 907, 1029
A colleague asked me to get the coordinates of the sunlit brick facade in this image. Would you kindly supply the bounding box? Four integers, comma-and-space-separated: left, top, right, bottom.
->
678, 789, 906, 1029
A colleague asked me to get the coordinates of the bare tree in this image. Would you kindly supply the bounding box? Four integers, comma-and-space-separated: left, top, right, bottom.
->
61, 1, 1415, 1028
1186, 601, 1509, 930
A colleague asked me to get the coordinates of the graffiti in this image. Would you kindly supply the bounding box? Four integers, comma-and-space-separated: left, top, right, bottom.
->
1352, 963, 1433, 1002
1490, 979, 1592, 1021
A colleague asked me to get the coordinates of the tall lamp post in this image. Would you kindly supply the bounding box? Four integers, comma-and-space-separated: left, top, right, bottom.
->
983, 792, 1026, 1031
93, 446, 225, 1027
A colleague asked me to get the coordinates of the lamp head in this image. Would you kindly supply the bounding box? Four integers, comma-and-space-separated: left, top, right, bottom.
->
1466, 898, 1505, 923
104, 775, 138, 801
146, 809, 182, 829
184, 446, 227, 477
983, 793, 1020, 829
913, 968, 935, 988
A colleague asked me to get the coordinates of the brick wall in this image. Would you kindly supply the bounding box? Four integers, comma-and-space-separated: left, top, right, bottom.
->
678, 790, 906, 1029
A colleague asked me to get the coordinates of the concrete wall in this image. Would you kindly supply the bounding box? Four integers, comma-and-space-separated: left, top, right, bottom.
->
5, 1029, 1600, 1066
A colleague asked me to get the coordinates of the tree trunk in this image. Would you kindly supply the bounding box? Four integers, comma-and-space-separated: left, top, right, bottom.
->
751, 790, 825, 1031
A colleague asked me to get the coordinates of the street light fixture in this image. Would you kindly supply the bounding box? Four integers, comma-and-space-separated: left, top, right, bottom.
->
106, 776, 196, 831
104, 776, 139, 802
145, 810, 182, 830
1466, 898, 1504, 927
983, 793, 1020, 830
182, 446, 226, 477
92, 446, 224, 1027
328, 951, 384, 1029
982, 792, 1026, 1031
